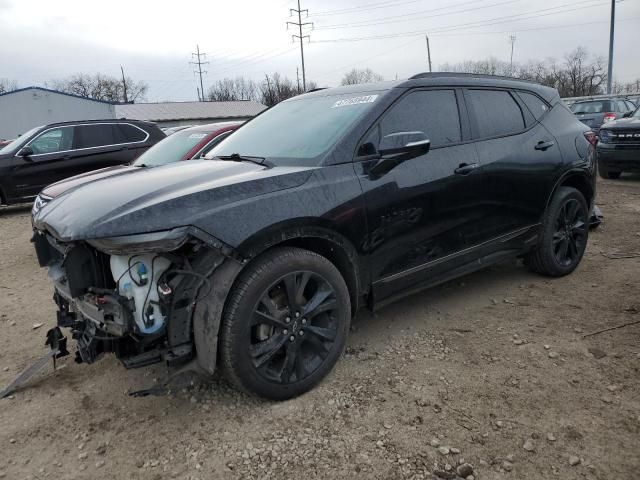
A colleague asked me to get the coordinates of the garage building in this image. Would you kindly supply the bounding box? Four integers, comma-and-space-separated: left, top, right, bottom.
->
0, 87, 115, 140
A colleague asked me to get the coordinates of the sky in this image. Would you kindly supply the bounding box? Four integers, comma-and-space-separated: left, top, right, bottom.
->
0, 0, 639, 102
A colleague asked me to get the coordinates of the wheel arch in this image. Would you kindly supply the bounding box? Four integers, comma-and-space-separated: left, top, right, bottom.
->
236, 219, 365, 315
545, 169, 594, 213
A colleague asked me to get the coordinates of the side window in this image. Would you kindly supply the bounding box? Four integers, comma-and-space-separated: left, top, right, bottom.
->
626, 101, 636, 111
378, 90, 462, 148
466, 89, 526, 138
517, 91, 549, 121
116, 124, 148, 143
75, 124, 116, 149
28, 127, 75, 155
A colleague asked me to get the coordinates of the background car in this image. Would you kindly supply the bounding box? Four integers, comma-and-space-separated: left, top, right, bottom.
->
0, 119, 165, 206
0, 139, 13, 148
32, 121, 243, 214
596, 108, 640, 179
570, 99, 636, 132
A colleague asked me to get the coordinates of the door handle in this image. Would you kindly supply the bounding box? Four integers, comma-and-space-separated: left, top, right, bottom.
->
454, 163, 479, 175
535, 140, 555, 151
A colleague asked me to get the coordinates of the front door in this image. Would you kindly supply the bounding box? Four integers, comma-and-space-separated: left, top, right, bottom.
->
354, 88, 486, 302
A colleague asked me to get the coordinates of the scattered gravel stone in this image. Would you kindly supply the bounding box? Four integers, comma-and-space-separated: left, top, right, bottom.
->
438, 446, 450, 455
95, 461, 105, 468
548, 351, 559, 359
544, 345, 551, 350
9, 438, 16, 444
523, 439, 535, 452
569, 455, 581, 466
450, 447, 461, 454
588, 347, 607, 359
513, 339, 524, 345
78, 452, 88, 460
495, 420, 504, 428
546, 433, 556, 442
430, 438, 441, 447
502, 461, 514, 471
456, 463, 474, 477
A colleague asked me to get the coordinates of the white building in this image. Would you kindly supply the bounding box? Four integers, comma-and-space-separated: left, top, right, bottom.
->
0, 87, 115, 139
0, 87, 267, 140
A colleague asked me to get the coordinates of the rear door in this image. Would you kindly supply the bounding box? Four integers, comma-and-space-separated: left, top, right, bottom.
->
465, 88, 562, 239
72, 123, 140, 175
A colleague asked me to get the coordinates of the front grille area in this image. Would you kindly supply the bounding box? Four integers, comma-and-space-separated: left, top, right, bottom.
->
608, 131, 640, 144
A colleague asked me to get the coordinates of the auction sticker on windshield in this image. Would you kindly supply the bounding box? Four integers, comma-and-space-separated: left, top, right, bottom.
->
332, 95, 378, 108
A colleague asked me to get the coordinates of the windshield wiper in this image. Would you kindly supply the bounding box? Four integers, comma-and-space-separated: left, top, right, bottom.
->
214, 153, 274, 168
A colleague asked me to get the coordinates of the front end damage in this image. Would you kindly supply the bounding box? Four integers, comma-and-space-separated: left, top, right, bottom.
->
32, 227, 234, 373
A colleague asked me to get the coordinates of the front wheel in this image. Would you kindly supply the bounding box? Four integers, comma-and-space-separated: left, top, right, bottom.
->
525, 186, 589, 277
220, 247, 351, 400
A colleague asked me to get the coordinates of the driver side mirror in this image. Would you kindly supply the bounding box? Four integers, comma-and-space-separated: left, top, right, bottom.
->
378, 131, 430, 158
17, 145, 34, 158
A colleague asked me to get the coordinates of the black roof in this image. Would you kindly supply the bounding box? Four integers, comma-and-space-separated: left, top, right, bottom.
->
300, 73, 559, 104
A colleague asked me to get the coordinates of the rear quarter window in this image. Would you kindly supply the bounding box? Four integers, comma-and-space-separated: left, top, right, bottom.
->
116, 124, 148, 143
517, 92, 549, 121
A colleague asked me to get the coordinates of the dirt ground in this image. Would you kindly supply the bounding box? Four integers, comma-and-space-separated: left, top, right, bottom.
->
0, 177, 639, 480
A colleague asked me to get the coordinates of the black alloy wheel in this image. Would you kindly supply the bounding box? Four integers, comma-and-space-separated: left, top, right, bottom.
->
551, 198, 587, 267
249, 271, 340, 384
220, 247, 351, 400
525, 186, 589, 277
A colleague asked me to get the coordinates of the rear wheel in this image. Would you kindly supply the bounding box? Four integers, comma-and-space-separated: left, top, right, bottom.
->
220, 247, 351, 400
526, 187, 588, 277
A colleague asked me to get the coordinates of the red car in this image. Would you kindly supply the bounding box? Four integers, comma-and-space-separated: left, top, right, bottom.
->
34, 122, 242, 211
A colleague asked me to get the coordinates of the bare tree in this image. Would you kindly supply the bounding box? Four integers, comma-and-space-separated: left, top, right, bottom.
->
207, 77, 259, 102
0, 78, 18, 94
260, 73, 317, 107
440, 47, 608, 97
340, 68, 384, 86
49, 73, 148, 103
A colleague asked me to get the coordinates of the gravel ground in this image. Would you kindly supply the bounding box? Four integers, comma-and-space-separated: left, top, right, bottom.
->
0, 177, 639, 480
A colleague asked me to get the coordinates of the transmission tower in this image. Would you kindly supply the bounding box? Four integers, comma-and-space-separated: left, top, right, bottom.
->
190, 45, 209, 101
287, 0, 313, 91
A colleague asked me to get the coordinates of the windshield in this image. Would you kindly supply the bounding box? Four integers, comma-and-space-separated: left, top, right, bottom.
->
206, 92, 382, 166
133, 130, 211, 167
0, 125, 43, 154
570, 101, 608, 114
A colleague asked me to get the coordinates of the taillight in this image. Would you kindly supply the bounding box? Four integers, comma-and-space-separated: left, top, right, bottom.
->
603, 112, 616, 123
584, 131, 598, 146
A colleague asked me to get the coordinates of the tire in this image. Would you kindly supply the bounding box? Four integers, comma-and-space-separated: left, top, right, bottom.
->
598, 161, 621, 179
220, 247, 351, 400
525, 186, 589, 277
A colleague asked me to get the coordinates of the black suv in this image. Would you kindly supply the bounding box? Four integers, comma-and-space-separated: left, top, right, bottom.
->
32, 74, 596, 399
596, 107, 640, 178
0, 119, 165, 205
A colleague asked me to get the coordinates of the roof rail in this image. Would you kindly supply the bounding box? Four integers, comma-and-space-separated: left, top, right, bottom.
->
409, 72, 527, 82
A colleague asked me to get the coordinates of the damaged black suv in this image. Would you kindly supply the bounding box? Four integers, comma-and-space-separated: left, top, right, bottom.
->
32, 74, 596, 399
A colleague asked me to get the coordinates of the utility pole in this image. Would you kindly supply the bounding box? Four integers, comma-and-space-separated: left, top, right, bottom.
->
509, 35, 516, 76
287, 0, 313, 91
607, 0, 615, 94
296, 67, 301, 92
120, 65, 128, 103
425, 35, 432, 73
190, 45, 209, 102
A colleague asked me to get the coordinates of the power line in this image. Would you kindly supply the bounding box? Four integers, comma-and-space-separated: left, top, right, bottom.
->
311, 0, 605, 43
310, 0, 438, 17
189, 45, 209, 101
314, 0, 524, 30
287, 0, 313, 91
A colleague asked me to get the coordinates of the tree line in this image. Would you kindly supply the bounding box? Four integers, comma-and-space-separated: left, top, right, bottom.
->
1, 47, 637, 106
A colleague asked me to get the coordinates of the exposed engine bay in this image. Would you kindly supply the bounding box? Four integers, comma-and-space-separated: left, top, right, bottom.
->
31, 230, 218, 370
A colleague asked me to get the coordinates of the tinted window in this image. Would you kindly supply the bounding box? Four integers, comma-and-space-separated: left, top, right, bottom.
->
29, 127, 75, 154
518, 92, 549, 121
76, 124, 116, 149
117, 124, 147, 143
379, 90, 461, 147
467, 89, 526, 138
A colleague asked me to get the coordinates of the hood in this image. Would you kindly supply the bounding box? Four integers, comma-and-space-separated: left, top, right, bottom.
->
33, 160, 314, 242
602, 116, 640, 130
41, 164, 134, 198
